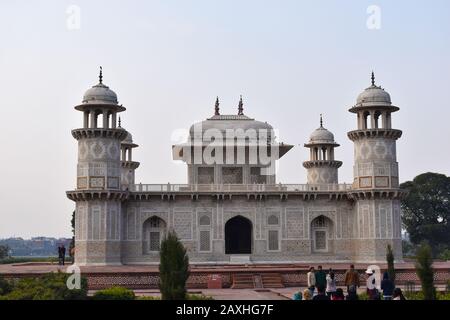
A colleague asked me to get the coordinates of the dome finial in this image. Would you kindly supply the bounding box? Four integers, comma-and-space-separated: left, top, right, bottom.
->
320, 113, 323, 127
371, 70, 375, 86
118, 116, 122, 128
214, 96, 220, 115
99, 66, 103, 84
238, 95, 244, 115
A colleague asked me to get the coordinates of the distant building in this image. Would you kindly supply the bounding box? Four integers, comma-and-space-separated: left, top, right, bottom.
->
67, 70, 404, 266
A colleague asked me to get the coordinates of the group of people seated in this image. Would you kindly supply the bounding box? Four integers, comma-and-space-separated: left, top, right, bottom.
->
292, 264, 406, 300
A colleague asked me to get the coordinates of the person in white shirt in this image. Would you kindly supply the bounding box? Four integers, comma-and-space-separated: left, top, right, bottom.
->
326, 268, 337, 298
307, 266, 316, 296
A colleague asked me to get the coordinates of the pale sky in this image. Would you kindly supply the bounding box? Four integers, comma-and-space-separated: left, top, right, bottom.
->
0, 0, 449, 238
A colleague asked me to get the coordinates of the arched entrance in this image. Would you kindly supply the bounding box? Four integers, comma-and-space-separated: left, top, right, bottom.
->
225, 216, 252, 254
310, 215, 333, 253
142, 216, 166, 254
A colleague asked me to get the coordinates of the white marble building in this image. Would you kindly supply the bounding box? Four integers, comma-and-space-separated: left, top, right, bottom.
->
67, 70, 404, 266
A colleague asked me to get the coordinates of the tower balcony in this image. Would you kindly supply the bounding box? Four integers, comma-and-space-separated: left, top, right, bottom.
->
71, 128, 128, 140
347, 129, 402, 141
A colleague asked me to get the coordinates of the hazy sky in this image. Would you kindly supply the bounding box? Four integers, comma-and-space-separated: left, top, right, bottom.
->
0, 0, 449, 238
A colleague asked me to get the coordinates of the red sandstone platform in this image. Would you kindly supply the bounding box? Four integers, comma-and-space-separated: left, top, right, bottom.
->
1, 261, 449, 290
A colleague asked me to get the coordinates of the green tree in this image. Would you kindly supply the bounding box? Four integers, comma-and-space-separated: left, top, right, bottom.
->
159, 230, 189, 300
0, 275, 12, 296
386, 244, 396, 284
415, 243, 436, 300
401, 172, 450, 256
0, 245, 9, 260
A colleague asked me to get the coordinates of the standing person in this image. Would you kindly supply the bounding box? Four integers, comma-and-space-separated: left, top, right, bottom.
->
57, 245, 63, 265
60, 244, 66, 266
392, 288, 406, 300
326, 268, 337, 298
307, 267, 316, 296
344, 264, 360, 294
312, 285, 330, 300
381, 271, 395, 300
365, 268, 380, 300
315, 265, 326, 293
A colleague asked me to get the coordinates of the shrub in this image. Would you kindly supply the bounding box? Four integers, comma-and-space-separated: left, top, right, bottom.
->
0, 275, 13, 296
92, 287, 135, 300
3, 272, 87, 300
437, 292, 450, 300
386, 244, 396, 284
159, 230, 190, 300
415, 243, 436, 300
404, 291, 424, 300
358, 292, 369, 300
186, 294, 214, 300
137, 295, 160, 300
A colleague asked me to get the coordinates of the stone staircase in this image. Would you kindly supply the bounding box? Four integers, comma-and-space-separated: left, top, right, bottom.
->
231, 274, 255, 289
231, 273, 284, 289
261, 273, 284, 288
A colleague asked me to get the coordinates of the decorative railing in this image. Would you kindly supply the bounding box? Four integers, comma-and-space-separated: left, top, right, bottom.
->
130, 183, 352, 193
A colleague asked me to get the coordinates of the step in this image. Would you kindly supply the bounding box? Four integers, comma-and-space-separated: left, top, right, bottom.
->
231, 274, 256, 289
261, 273, 284, 288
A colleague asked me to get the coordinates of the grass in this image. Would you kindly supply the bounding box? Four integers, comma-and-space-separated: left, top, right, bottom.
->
0, 257, 73, 264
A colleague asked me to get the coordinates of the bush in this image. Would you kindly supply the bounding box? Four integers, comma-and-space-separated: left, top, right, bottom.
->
358, 292, 369, 300
159, 230, 190, 300
386, 244, 396, 284
186, 294, 214, 300
437, 292, 450, 300
415, 243, 436, 300
0, 275, 13, 296
3, 272, 87, 300
92, 287, 135, 300
137, 295, 160, 300
404, 291, 424, 300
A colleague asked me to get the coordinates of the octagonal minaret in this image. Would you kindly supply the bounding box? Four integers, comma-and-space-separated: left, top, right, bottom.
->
303, 115, 342, 185
66, 67, 128, 265
348, 72, 403, 262
119, 121, 140, 191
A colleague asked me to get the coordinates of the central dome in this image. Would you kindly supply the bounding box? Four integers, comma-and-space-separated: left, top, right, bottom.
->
189, 114, 274, 141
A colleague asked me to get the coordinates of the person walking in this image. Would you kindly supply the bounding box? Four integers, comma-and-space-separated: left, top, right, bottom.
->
326, 268, 337, 298
381, 271, 395, 300
344, 264, 360, 294
315, 265, 326, 293
307, 267, 316, 296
